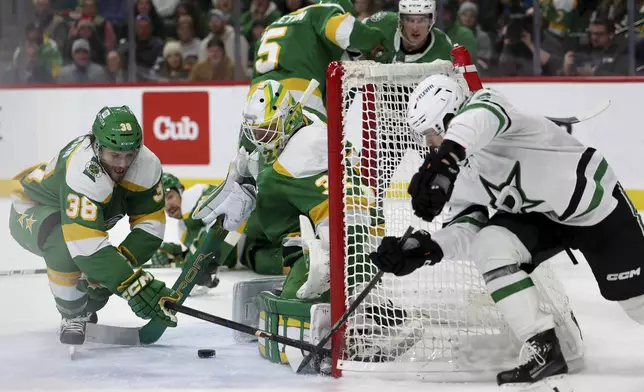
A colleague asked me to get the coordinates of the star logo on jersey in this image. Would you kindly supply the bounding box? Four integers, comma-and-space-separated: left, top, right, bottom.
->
479, 161, 544, 214
17, 213, 26, 228
24, 214, 37, 233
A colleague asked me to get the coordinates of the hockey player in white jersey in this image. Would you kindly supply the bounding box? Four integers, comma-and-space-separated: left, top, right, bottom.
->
370, 74, 644, 385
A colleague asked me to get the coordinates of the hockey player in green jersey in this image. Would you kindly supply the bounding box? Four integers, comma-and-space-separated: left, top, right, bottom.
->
364, 0, 453, 64
249, 0, 385, 115
194, 80, 403, 367
8, 106, 179, 345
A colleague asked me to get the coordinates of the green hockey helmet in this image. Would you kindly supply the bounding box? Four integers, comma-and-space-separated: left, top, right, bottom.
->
92, 106, 143, 152
318, 0, 356, 16
162, 172, 184, 195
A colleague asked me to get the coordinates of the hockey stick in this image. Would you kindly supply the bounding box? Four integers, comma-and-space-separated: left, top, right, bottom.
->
138, 216, 230, 344
546, 100, 611, 126
296, 226, 415, 374
0, 262, 182, 278
164, 301, 331, 357
0, 268, 47, 277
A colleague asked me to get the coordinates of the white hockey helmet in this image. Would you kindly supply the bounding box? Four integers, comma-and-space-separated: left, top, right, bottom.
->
241, 79, 304, 160
407, 74, 469, 144
399, 0, 436, 16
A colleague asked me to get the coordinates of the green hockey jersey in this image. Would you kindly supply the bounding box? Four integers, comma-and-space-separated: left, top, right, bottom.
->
541, 0, 581, 36
364, 11, 453, 64
250, 3, 385, 115
12, 136, 165, 292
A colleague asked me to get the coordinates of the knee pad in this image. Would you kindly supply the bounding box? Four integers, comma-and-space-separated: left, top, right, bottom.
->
619, 294, 644, 324
470, 225, 532, 275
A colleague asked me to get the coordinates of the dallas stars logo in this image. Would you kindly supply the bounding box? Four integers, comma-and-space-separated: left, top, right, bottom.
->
479, 161, 544, 213
18, 213, 37, 233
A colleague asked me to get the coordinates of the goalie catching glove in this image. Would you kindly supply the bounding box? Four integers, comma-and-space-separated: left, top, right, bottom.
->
369, 230, 443, 277
116, 268, 179, 327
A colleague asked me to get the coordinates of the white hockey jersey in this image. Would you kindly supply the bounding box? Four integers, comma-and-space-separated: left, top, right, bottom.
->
432, 89, 618, 260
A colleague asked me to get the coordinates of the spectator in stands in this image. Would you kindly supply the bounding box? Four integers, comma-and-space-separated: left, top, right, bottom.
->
96, 0, 128, 39
190, 38, 235, 80
49, 0, 77, 13
354, 0, 376, 22
497, 9, 564, 76
105, 50, 127, 82
33, 0, 68, 52
442, 1, 478, 60
176, 15, 201, 69
130, 0, 166, 39
13, 22, 62, 81
561, 17, 629, 76
152, 0, 181, 19
11, 42, 54, 84
240, 0, 282, 41
63, 18, 106, 65
200, 9, 250, 77
172, 0, 208, 38
155, 41, 190, 81
58, 38, 107, 82
457, 1, 493, 74
540, 0, 582, 40
76, 0, 116, 51
118, 14, 165, 80
248, 19, 268, 70
213, 0, 234, 21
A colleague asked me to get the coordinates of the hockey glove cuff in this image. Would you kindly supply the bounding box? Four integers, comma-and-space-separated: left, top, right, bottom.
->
117, 268, 179, 327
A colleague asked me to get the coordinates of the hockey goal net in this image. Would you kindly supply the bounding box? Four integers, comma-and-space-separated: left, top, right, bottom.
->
326, 51, 583, 381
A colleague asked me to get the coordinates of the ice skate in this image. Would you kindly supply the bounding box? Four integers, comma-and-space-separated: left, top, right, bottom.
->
497, 329, 568, 386
59, 313, 95, 345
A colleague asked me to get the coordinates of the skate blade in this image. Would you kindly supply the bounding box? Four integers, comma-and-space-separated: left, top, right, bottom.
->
507, 375, 573, 392
68, 345, 76, 360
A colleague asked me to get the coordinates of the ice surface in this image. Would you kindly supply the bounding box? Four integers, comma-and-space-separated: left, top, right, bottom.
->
1, 198, 644, 392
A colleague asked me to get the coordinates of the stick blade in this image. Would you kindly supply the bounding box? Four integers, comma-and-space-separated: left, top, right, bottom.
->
85, 323, 141, 346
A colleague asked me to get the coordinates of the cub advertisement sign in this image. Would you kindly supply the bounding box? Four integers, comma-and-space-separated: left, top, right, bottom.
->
142, 91, 210, 164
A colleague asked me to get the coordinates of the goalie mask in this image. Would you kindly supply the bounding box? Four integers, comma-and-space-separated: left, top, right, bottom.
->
407, 74, 469, 146
398, 0, 435, 50
241, 80, 305, 163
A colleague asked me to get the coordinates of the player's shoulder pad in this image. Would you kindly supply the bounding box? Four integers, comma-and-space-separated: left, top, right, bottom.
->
181, 183, 208, 219
120, 146, 163, 192
65, 137, 114, 203
365, 10, 396, 25
274, 112, 327, 178
432, 27, 452, 44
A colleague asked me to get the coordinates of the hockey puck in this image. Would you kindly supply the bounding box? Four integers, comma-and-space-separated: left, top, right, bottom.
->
197, 349, 216, 358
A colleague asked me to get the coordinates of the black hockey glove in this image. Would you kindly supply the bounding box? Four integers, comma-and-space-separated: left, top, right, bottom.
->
408, 140, 465, 222
369, 230, 444, 277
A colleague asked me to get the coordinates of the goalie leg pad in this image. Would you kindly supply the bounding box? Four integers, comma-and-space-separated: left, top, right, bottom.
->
257, 291, 320, 364
472, 226, 555, 342
232, 276, 286, 343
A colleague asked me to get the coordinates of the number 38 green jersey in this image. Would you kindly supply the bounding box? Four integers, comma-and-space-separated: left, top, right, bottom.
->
11, 136, 165, 292
250, 2, 385, 114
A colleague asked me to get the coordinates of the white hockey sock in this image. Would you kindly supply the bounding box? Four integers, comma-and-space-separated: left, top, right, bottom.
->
487, 269, 555, 342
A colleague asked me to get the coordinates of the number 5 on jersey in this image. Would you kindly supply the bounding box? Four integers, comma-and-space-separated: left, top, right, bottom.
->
66, 193, 98, 221
255, 27, 288, 75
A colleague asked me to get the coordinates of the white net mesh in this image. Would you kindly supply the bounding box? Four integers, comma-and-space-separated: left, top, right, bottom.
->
330, 61, 582, 380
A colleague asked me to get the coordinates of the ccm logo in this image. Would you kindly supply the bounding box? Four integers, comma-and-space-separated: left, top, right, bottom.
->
607, 267, 641, 281
121, 272, 153, 301
153, 116, 199, 141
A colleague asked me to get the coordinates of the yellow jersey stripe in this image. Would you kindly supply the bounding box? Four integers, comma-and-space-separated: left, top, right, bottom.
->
62, 223, 108, 242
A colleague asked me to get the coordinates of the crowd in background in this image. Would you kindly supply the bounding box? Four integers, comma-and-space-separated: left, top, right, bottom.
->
3, 0, 644, 85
